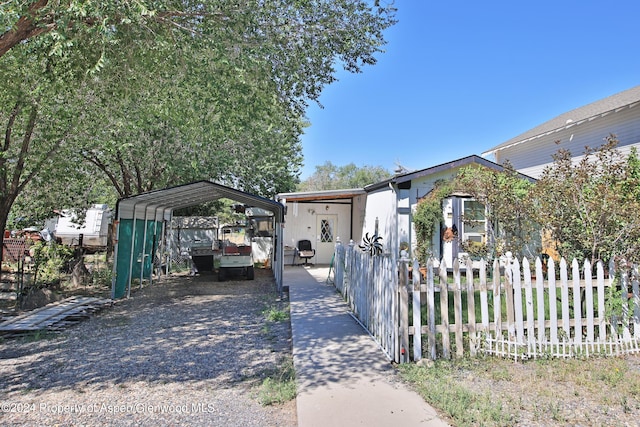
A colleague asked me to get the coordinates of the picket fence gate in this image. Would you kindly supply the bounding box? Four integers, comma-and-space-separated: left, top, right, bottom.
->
332, 240, 640, 363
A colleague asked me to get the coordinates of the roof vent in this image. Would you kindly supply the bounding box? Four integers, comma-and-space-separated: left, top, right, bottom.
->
566, 119, 573, 124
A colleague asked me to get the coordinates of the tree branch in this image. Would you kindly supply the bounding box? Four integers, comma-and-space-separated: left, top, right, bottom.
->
0, 0, 55, 57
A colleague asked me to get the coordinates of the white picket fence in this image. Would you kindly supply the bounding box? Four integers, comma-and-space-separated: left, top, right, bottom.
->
333, 240, 640, 362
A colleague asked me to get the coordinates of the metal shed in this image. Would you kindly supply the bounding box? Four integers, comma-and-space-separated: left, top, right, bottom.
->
111, 180, 286, 299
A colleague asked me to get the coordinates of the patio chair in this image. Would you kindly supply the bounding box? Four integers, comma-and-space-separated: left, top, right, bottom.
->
297, 240, 315, 266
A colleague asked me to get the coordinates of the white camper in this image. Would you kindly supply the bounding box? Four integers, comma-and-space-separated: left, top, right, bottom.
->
54, 204, 112, 250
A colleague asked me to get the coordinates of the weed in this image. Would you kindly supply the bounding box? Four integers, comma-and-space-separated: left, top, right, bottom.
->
263, 307, 289, 322
256, 357, 296, 405
398, 362, 512, 427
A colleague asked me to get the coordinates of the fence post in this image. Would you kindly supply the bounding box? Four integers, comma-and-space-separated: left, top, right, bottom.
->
512, 258, 524, 343
504, 253, 516, 341
427, 258, 437, 360
465, 257, 477, 357
439, 258, 450, 359
584, 259, 595, 343
523, 258, 535, 346
632, 265, 640, 339
398, 255, 409, 363
453, 260, 464, 358
492, 258, 502, 339
597, 261, 606, 341
535, 257, 546, 343
548, 258, 558, 344
412, 258, 422, 361
572, 258, 582, 344
560, 258, 571, 339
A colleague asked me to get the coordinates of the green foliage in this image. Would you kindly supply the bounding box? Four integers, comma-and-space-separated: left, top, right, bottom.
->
398, 362, 511, 426
533, 136, 640, 264
257, 357, 297, 405
30, 241, 75, 285
297, 161, 393, 191
263, 306, 290, 322
413, 180, 454, 262
455, 162, 538, 259
1, 1, 396, 262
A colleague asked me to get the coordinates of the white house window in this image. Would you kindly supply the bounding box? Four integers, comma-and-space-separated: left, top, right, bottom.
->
461, 199, 486, 244
320, 219, 334, 243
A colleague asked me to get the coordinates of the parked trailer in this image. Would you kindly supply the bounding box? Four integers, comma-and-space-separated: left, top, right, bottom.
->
53, 204, 112, 251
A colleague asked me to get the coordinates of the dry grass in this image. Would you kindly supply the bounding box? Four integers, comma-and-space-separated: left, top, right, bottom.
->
398, 355, 640, 426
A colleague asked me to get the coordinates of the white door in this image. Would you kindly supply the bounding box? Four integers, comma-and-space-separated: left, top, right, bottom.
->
316, 214, 337, 264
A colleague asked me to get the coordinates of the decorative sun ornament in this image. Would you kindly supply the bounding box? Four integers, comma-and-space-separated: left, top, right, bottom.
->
359, 232, 384, 256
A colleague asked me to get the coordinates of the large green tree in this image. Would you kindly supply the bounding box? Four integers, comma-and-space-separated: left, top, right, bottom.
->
298, 161, 392, 191
1, 1, 397, 263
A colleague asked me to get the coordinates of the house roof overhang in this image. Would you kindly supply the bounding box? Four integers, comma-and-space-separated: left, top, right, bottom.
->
277, 188, 366, 203
482, 85, 640, 157
365, 155, 535, 192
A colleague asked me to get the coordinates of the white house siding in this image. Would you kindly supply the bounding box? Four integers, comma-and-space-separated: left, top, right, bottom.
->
495, 105, 640, 179
282, 201, 354, 264
361, 187, 397, 256
351, 194, 366, 244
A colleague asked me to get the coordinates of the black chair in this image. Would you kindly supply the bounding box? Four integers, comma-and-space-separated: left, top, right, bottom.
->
297, 240, 315, 266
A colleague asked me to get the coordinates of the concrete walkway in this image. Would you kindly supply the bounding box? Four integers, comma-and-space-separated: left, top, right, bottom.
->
285, 266, 450, 427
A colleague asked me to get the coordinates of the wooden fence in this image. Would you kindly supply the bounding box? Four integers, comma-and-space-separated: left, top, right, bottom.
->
333, 240, 640, 363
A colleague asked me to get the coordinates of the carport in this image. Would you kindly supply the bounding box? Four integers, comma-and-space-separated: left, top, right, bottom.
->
111, 180, 285, 299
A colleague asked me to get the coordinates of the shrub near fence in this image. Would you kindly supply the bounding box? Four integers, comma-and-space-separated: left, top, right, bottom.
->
333, 240, 640, 363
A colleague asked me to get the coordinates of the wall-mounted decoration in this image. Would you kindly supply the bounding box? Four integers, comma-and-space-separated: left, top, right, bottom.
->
359, 232, 383, 256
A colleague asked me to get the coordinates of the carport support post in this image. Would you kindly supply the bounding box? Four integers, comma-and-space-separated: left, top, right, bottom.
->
127, 208, 138, 299
110, 214, 121, 299
140, 207, 150, 289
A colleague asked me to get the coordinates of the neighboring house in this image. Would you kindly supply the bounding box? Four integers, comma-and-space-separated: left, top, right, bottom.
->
276, 188, 366, 265
482, 85, 640, 179
278, 156, 533, 267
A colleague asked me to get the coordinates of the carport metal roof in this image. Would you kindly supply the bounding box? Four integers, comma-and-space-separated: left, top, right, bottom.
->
117, 180, 285, 222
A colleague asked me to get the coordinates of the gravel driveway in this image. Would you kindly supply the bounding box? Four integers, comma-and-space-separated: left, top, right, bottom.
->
0, 270, 296, 426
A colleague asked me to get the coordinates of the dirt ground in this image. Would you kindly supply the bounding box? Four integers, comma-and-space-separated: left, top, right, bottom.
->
0, 268, 296, 426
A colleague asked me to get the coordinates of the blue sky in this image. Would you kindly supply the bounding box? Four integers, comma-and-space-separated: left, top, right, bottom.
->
299, 1, 640, 179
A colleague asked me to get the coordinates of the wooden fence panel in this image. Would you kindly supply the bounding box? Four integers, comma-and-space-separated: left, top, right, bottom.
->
399, 258, 409, 363
331, 245, 640, 361
560, 258, 571, 338
465, 258, 477, 356
513, 258, 525, 342
584, 260, 595, 343
597, 261, 606, 341
492, 259, 502, 338
572, 259, 582, 344
535, 258, 546, 343
479, 260, 489, 334
412, 258, 422, 361
453, 262, 464, 358
548, 258, 558, 344
439, 258, 450, 359
633, 266, 640, 340
426, 260, 437, 360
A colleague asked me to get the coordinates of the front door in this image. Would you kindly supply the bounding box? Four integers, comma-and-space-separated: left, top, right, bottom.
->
316, 214, 337, 264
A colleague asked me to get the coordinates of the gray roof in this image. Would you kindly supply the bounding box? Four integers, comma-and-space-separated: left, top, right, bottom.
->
366, 155, 536, 192
116, 180, 285, 223
483, 85, 640, 156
